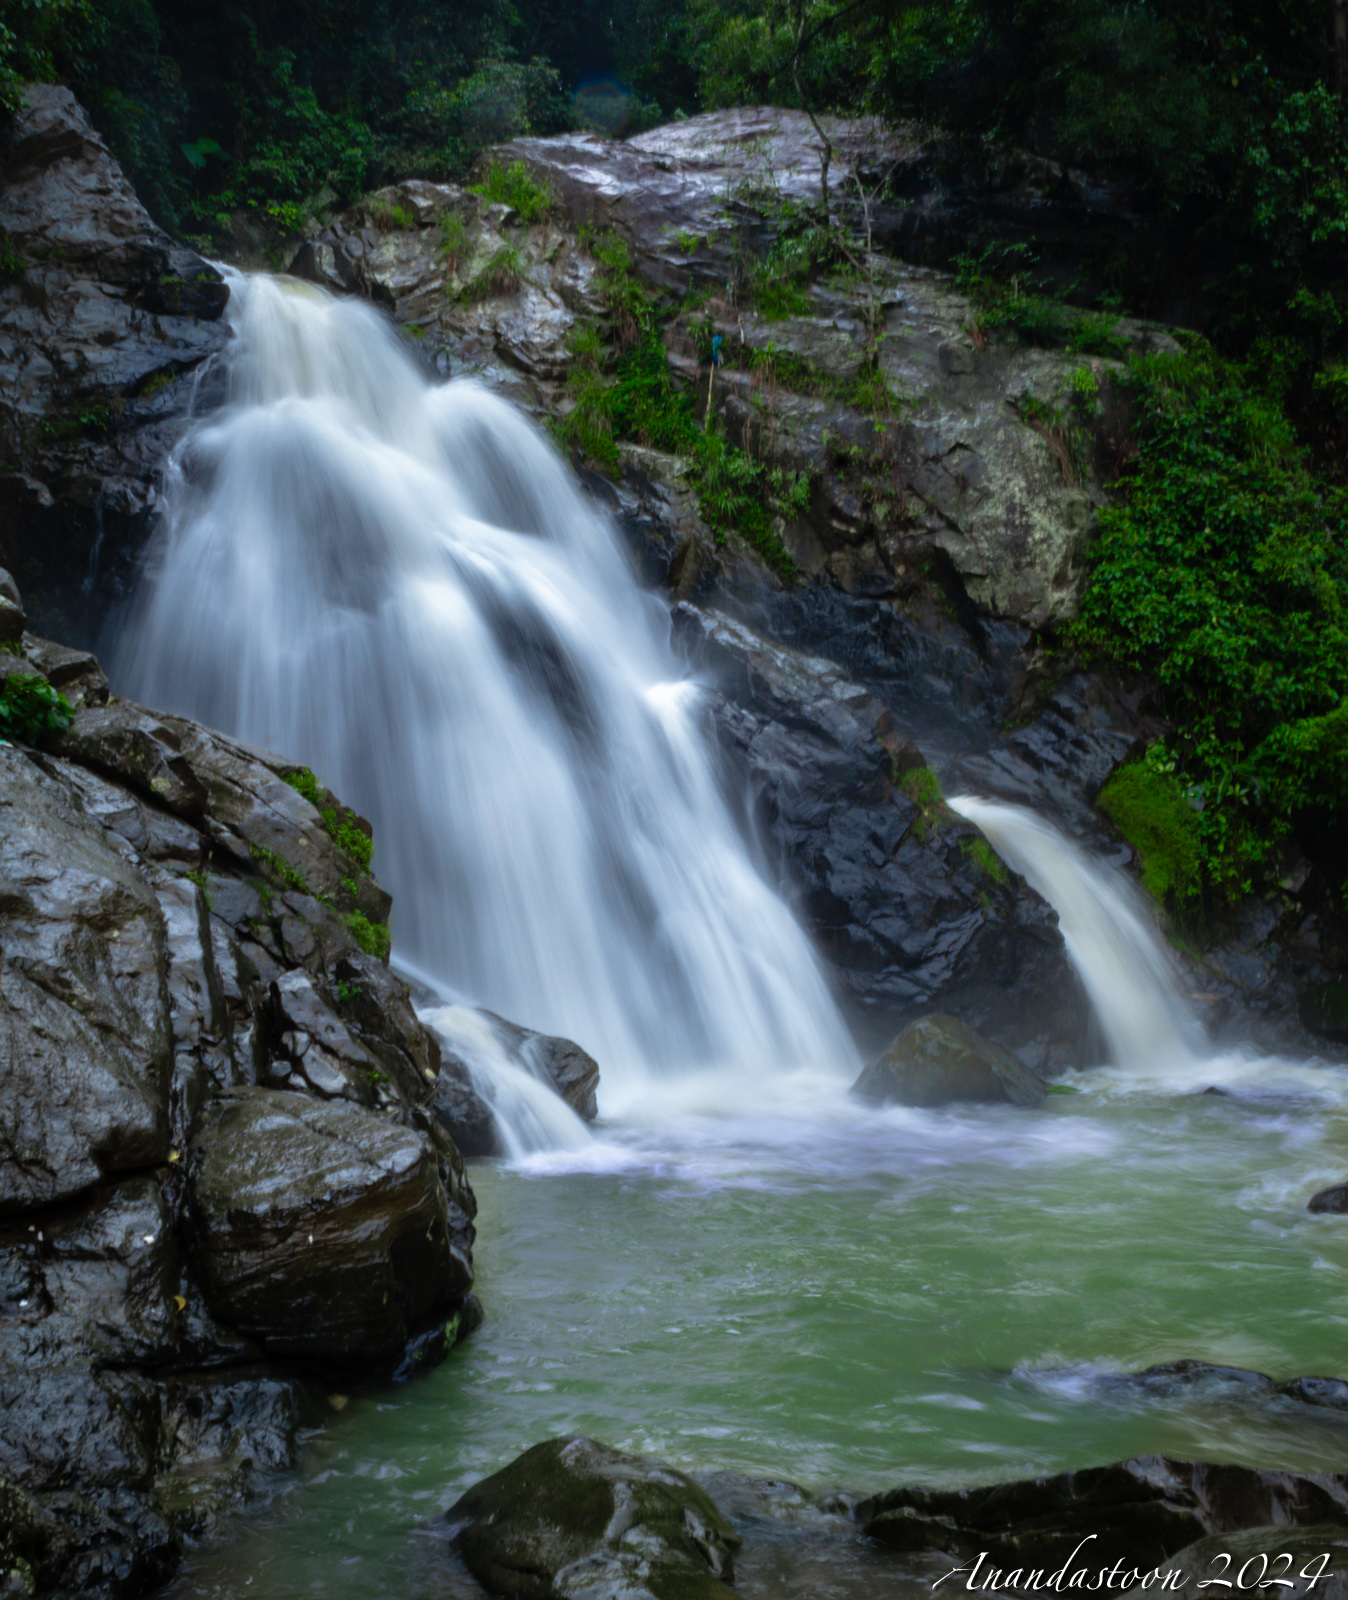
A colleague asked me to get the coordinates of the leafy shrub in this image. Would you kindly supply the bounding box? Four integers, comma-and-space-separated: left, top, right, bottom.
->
0, 674, 72, 745
468, 159, 553, 224
1071, 344, 1348, 904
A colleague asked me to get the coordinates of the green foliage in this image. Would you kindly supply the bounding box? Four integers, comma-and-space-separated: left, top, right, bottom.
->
336, 979, 364, 1003
282, 766, 375, 871
344, 909, 392, 961
1096, 753, 1202, 905
247, 841, 309, 897
556, 234, 797, 577
1071, 344, 1348, 905
0, 230, 22, 280
955, 246, 1126, 358
440, 211, 469, 266
0, 673, 72, 745
184, 868, 215, 911
468, 159, 553, 223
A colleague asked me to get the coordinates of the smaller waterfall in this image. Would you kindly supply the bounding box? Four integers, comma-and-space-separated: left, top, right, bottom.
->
949, 797, 1203, 1069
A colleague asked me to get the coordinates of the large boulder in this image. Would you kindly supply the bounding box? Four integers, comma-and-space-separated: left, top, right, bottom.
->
447, 1436, 741, 1600
0, 86, 229, 644
852, 1014, 1047, 1109
189, 1087, 471, 1362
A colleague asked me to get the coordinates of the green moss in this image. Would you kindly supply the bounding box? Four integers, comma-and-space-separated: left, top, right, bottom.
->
961, 835, 1009, 885
344, 909, 391, 960
282, 766, 375, 870
467, 159, 552, 224
1096, 758, 1201, 905
247, 841, 310, 897
898, 765, 948, 843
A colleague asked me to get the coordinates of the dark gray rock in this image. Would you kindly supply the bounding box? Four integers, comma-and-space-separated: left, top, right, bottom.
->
0, 86, 229, 646
1308, 1184, 1348, 1214
858, 1455, 1348, 1571
0, 572, 477, 1593
853, 1013, 1047, 1108
448, 1435, 741, 1600
480, 1011, 600, 1122
1161, 1526, 1348, 1600
674, 602, 1088, 1065
189, 1087, 471, 1363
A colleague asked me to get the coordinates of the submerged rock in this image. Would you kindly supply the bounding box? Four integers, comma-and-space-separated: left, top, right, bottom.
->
448, 1435, 741, 1600
852, 1013, 1047, 1108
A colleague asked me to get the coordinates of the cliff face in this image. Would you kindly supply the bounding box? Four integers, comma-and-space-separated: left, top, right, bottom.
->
0, 86, 229, 646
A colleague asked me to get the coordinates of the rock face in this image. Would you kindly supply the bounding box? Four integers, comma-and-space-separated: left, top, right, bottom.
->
0, 86, 229, 646
674, 603, 1088, 1066
858, 1455, 1348, 1571
852, 1013, 1048, 1108
289, 108, 1178, 631
1307, 1184, 1348, 1214
0, 570, 477, 1595
448, 1436, 741, 1600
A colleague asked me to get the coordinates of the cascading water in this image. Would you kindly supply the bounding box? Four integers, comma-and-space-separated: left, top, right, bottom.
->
949, 796, 1204, 1069
112, 272, 856, 1128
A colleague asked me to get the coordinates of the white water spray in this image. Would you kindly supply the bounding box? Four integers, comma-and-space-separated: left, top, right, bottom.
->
113, 274, 856, 1130
949, 797, 1203, 1069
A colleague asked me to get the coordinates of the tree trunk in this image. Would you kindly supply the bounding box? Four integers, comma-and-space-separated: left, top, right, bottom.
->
1334, 0, 1348, 103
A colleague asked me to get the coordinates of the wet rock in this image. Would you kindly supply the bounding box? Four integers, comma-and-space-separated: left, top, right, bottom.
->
1161, 1526, 1348, 1600
1307, 1184, 1348, 1214
448, 1435, 741, 1600
0, 744, 171, 1213
479, 1011, 600, 1122
674, 603, 1088, 1063
154, 1369, 325, 1541
1299, 980, 1348, 1044
431, 1053, 500, 1158
858, 1456, 1348, 1571
853, 1013, 1047, 1108
0, 86, 229, 645
189, 1087, 471, 1362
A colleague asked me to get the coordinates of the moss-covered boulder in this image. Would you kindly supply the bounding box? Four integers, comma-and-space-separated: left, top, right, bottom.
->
447, 1436, 740, 1599
852, 1013, 1047, 1109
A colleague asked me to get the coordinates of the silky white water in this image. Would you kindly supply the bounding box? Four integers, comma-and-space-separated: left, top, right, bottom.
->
113, 272, 856, 1116
950, 796, 1204, 1070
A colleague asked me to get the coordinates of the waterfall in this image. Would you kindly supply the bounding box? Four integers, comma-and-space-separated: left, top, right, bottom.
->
112, 273, 856, 1128
949, 797, 1203, 1069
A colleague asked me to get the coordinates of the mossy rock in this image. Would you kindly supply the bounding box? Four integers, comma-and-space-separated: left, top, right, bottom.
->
1096, 759, 1200, 904
447, 1436, 740, 1599
852, 1013, 1047, 1109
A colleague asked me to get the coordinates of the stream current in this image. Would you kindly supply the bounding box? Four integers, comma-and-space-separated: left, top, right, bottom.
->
111, 275, 1348, 1597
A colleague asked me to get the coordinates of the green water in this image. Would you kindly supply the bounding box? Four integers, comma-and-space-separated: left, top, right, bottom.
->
169, 1057, 1348, 1598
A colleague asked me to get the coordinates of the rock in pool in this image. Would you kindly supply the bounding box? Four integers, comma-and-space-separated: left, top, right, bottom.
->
851, 1013, 1047, 1109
